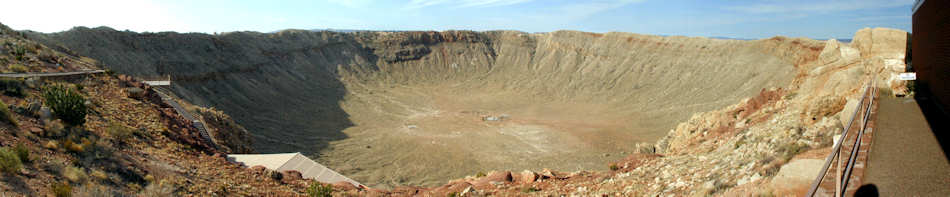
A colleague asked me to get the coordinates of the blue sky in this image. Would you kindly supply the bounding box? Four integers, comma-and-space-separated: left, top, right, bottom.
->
0, 0, 914, 39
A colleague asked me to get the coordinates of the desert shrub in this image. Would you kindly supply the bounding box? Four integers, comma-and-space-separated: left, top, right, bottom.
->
63, 166, 88, 183
10, 44, 26, 61
13, 143, 29, 163
0, 99, 18, 127
43, 84, 87, 126
52, 182, 72, 197
74, 183, 118, 197
521, 187, 541, 193
905, 81, 917, 96
8, 63, 27, 73
139, 181, 176, 197
37, 50, 58, 63
305, 181, 333, 197
0, 78, 26, 97
107, 122, 134, 143
64, 139, 85, 153
608, 163, 620, 171
0, 147, 22, 174
45, 120, 66, 137
779, 142, 809, 161
90, 169, 108, 181
45, 140, 60, 149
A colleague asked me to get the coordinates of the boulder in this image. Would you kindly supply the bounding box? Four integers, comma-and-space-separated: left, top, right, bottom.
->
28, 127, 43, 135
517, 170, 539, 184
818, 39, 860, 67
39, 106, 51, 121
540, 168, 562, 179
26, 101, 41, 117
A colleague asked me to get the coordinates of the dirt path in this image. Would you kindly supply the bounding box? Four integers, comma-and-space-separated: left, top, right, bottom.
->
862, 96, 950, 195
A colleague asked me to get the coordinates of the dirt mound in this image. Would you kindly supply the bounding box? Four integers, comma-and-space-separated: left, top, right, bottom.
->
30, 28, 804, 187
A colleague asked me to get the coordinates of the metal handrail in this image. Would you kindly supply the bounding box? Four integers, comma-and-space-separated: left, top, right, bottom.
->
806, 80, 874, 197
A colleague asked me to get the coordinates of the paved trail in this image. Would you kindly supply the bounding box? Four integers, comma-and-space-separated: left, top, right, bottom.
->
863, 96, 950, 195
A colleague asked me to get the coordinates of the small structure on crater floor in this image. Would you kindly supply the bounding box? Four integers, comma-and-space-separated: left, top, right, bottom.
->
481, 114, 510, 122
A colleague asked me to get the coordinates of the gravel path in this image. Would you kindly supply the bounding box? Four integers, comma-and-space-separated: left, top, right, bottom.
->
863, 96, 950, 196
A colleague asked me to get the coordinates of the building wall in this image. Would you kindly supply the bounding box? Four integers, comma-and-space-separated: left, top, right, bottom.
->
913, 0, 950, 110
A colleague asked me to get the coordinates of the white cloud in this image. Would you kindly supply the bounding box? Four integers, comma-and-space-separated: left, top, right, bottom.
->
405, 0, 534, 9
725, 0, 913, 14
0, 0, 192, 33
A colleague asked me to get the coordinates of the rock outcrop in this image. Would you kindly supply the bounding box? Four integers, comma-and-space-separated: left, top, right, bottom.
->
852, 27, 911, 95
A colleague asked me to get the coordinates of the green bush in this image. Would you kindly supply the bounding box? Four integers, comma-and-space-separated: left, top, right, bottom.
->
13, 143, 29, 163
0, 147, 22, 174
0, 99, 18, 127
43, 84, 87, 126
305, 181, 333, 197
8, 63, 27, 73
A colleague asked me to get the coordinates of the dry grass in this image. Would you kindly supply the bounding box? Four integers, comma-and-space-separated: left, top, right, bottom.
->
0, 147, 22, 174
0, 99, 18, 127
63, 166, 88, 183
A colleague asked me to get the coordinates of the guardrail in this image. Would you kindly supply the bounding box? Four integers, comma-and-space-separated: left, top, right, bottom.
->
807, 80, 878, 197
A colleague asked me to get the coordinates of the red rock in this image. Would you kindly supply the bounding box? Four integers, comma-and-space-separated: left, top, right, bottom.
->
332, 181, 359, 191
280, 170, 303, 182
249, 165, 267, 173
28, 127, 43, 134
470, 171, 512, 189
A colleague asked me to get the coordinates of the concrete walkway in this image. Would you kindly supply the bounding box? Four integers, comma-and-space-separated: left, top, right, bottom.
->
862, 96, 950, 195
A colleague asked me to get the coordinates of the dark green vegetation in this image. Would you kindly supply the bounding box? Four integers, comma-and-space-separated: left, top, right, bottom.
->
42, 84, 87, 126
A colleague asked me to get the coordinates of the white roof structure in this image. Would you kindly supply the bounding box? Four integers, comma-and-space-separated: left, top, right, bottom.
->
227, 153, 361, 187
143, 80, 171, 86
